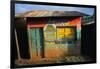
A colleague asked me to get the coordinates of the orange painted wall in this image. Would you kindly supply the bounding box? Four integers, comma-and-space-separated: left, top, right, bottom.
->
70, 17, 81, 26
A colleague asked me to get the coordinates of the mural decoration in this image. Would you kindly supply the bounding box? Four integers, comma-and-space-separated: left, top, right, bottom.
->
13, 2, 96, 67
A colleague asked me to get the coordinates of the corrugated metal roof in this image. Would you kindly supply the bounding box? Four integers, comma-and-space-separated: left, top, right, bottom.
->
15, 10, 89, 17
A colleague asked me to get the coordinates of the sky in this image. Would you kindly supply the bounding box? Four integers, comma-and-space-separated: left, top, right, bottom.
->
15, 3, 95, 15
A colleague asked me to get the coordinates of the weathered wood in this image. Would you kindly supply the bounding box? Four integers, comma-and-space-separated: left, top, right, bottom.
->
15, 29, 21, 60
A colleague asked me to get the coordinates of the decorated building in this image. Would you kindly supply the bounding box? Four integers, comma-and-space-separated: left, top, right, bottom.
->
15, 11, 89, 64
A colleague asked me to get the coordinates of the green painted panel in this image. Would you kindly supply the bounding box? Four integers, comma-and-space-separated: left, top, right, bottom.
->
31, 29, 37, 53
30, 28, 43, 57
36, 28, 41, 54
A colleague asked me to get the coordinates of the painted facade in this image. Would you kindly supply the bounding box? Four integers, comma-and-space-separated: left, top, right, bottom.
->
27, 17, 81, 62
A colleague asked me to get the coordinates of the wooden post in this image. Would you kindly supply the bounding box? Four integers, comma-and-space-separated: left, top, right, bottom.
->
15, 29, 21, 60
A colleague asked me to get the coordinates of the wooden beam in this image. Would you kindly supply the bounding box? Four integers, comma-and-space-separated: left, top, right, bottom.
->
14, 29, 21, 60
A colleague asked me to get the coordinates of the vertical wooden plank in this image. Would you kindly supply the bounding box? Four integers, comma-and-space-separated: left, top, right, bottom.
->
31, 28, 38, 57
36, 28, 41, 57
15, 29, 21, 60
27, 28, 33, 59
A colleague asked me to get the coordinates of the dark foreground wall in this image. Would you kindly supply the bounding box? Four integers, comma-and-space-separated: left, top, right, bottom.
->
15, 18, 30, 59
81, 23, 96, 60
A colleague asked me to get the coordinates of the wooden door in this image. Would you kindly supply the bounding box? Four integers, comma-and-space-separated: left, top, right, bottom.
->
28, 28, 44, 61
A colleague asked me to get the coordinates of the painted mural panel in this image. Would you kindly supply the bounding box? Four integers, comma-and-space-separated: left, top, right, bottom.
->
13, 2, 96, 67
15, 17, 82, 65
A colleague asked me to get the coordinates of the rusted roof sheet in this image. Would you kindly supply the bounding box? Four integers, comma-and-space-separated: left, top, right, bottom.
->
15, 10, 89, 17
